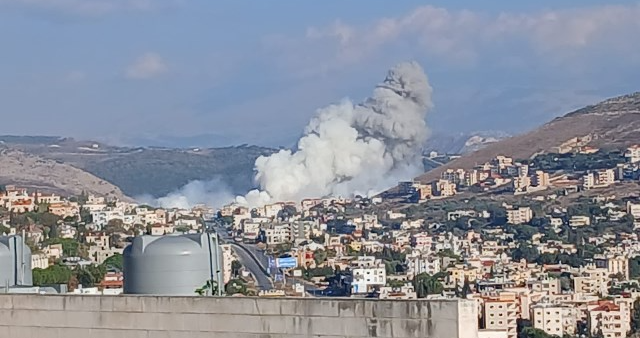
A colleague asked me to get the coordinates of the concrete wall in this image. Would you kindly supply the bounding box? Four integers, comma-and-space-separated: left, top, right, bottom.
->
0, 294, 479, 338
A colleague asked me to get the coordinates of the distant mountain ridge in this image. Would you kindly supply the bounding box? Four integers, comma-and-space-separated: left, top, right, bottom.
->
0, 147, 129, 200
417, 91, 640, 183
0, 136, 276, 198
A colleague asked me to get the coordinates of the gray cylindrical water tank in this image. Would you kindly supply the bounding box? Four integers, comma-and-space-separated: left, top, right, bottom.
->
0, 235, 33, 287
123, 233, 223, 295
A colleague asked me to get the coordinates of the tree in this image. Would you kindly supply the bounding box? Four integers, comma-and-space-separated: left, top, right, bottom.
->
225, 279, 248, 295
518, 327, 553, 338
512, 244, 540, 263
413, 273, 443, 298
32, 264, 73, 285
102, 253, 123, 271
631, 298, 640, 334
313, 249, 327, 266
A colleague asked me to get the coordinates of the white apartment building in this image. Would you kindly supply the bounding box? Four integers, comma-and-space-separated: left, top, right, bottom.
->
174, 218, 198, 229
531, 303, 576, 337
583, 169, 615, 189
483, 299, 518, 338
264, 224, 291, 245
242, 222, 261, 242
90, 209, 124, 229
442, 169, 466, 185
406, 252, 441, 278
506, 207, 533, 225
532, 171, 550, 187
350, 256, 386, 294
569, 216, 591, 228
574, 265, 609, 296
625, 145, 640, 163
588, 302, 630, 338
31, 253, 50, 270
627, 201, 640, 219
527, 275, 560, 295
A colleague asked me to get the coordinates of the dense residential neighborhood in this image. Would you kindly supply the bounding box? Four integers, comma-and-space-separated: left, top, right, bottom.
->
3, 144, 640, 338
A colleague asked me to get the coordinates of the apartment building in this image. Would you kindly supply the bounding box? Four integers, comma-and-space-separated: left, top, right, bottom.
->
625, 145, 640, 163
442, 169, 466, 185
574, 265, 609, 296
526, 275, 560, 295
483, 298, 518, 338
627, 201, 640, 220
264, 224, 291, 245
583, 169, 615, 189
531, 303, 576, 337
506, 207, 533, 225
350, 256, 386, 294
594, 255, 630, 280
432, 179, 457, 197
569, 216, 591, 228
532, 171, 550, 187
48, 202, 80, 219
588, 301, 630, 338
511, 176, 531, 193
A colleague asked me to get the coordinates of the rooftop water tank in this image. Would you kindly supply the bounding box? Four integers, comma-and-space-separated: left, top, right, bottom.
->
123, 233, 223, 295
0, 235, 33, 287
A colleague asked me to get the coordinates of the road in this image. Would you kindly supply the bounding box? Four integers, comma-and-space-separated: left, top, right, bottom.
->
230, 243, 273, 290
205, 221, 273, 290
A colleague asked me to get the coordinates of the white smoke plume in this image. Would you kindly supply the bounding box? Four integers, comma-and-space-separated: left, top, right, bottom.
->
137, 178, 234, 209
237, 61, 432, 206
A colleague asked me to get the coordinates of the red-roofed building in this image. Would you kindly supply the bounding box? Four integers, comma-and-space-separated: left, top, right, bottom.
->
588, 301, 630, 338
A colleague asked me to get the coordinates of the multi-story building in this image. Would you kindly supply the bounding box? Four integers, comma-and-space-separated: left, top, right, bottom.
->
90, 208, 125, 229
594, 255, 630, 280
349, 256, 386, 294
588, 301, 630, 338
574, 265, 609, 296
625, 145, 640, 163
532, 171, 550, 187
511, 176, 531, 193
583, 169, 615, 189
627, 201, 640, 220
442, 169, 466, 186
506, 207, 533, 225
31, 253, 50, 270
492, 156, 514, 169
406, 251, 441, 278
483, 298, 518, 338
526, 275, 560, 295
531, 303, 576, 337
432, 179, 457, 197
464, 170, 479, 186
569, 216, 591, 228
48, 202, 80, 219
264, 224, 291, 245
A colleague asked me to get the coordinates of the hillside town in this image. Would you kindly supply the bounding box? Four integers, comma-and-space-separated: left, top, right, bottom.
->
3, 144, 640, 338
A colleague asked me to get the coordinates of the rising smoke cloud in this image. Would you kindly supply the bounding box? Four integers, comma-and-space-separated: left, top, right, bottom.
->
237, 61, 432, 206
137, 178, 234, 209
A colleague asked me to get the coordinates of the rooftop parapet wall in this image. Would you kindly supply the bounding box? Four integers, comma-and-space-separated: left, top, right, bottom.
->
0, 294, 478, 338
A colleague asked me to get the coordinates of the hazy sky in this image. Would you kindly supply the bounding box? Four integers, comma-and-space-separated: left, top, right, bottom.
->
1, 0, 640, 147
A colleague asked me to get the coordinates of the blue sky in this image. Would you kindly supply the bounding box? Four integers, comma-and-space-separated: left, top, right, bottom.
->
1, 0, 639, 147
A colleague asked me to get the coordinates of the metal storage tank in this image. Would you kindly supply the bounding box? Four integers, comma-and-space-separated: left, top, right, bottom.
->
123, 233, 223, 295
0, 235, 33, 287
